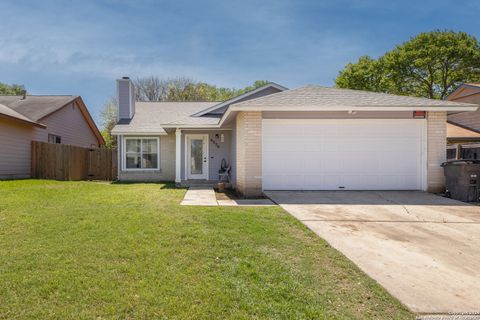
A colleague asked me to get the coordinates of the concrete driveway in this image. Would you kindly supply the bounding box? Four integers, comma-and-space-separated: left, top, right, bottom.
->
265, 191, 480, 314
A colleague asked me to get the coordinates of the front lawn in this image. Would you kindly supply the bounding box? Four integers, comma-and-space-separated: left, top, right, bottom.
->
0, 180, 412, 319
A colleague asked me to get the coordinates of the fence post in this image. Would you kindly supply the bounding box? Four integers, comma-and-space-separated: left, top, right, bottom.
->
456, 144, 462, 160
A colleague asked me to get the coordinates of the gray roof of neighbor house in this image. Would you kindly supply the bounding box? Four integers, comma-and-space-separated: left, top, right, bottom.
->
0, 95, 78, 122
231, 85, 479, 109
0, 103, 45, 127
0, 95, 105, 144
111, 101, 220, 134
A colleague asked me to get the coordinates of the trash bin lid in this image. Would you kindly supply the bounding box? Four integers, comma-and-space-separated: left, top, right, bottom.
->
441, 160, 480, 166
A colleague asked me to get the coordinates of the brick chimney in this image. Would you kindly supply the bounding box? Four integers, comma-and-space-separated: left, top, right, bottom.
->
117, 77, 135, 121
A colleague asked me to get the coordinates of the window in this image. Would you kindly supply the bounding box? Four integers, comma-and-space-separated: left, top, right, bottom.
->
48, 134, 61, 144
124, 137, 159, 170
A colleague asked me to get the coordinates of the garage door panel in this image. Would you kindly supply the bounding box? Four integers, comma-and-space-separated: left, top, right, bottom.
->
303, 174, 325, 188
320, 174, 344, 189
342, 175, 381, 189
262, 119, 425, 191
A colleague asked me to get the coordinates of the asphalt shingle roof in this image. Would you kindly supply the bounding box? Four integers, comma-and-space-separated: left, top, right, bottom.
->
0, 95, 78, 122
111, 101, 220, 134
231, 85, 478, 108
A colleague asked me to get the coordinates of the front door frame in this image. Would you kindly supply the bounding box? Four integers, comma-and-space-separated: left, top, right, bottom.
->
185, 133, 209, 180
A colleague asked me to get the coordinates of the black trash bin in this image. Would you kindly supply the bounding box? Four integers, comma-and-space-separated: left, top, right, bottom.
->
441, 160, 480, 202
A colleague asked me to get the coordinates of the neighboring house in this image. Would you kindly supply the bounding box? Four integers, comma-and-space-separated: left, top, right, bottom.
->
447, 83, 480, 133
444, 83, 480, 159
111, 77, 478, 197
446, 122, 480, 144
0, 95, 104, 179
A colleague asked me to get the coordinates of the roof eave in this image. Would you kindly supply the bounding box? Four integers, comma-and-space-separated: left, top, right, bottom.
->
111, 131, 168, 136
161, 124, 222, 129
0, 113, 46, 128
229, 105, 479, 112
192, 82, 288, 117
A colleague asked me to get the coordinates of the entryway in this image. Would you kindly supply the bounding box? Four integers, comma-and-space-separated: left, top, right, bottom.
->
185, 134, 208, 180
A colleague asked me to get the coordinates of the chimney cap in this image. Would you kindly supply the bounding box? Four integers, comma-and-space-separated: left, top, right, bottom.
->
122, 76, 130, 80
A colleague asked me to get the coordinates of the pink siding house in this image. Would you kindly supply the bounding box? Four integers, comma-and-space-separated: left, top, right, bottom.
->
0, 95, 104, 179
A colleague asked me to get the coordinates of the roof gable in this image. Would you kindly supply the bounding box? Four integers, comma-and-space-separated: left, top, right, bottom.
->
193, 82, 287, 117
447, 83, 480, 101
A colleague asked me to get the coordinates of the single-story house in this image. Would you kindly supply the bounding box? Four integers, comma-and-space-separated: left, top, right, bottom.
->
0, 95, 104, 179
447, 122, 480, 145
444, 83, 480, 159
111, 77, 478, 197
447, 83, 480, 132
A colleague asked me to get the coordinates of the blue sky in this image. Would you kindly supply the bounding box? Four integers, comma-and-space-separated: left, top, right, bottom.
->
0, 0, 478, 126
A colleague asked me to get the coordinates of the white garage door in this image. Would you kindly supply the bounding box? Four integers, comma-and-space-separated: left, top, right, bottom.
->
262, 119, 426, 190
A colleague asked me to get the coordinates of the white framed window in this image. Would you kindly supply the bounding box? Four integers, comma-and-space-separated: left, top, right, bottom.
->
48, 134, 61, 144
123, 137, 160, 170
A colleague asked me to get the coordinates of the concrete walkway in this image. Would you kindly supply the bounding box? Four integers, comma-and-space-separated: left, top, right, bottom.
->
181, 187, 218, 206
266, 191, 480, 314
181, 187, 274, 206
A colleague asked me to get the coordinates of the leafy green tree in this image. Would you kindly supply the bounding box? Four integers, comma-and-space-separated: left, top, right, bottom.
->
134, 76, 271, 102
236, 80, 271, 95
99, 97, 118, 149
0, 82, 26, 95
336, 30, 480, 99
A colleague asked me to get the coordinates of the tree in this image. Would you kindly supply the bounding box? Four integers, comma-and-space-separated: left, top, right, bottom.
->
336, 30, 480, 99
133, 76, 271, 102
101, 78, 272, 148
236, 80, 271, 95
133, 76, 170, 101
0, 82, 26, 95
99, 97, 118, 149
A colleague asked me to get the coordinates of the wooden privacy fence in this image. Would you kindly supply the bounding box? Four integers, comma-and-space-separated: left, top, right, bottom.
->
31, 141, 117, 181
447, 143, 480, 161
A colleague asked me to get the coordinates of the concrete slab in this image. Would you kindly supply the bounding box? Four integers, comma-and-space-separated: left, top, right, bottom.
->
266, 191, 480, 314
181, 187, 218, 206
181, 188, 275, 207
234, 199, 275, 206
216, 199, 237, 206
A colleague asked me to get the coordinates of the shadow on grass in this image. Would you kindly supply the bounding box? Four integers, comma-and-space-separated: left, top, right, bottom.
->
110, 181, 185, 189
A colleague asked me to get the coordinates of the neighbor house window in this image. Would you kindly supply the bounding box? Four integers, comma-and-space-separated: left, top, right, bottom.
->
48, 134, 61, 144
124, 137, 159, 170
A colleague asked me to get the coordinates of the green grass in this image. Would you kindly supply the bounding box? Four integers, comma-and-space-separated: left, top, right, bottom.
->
0, 180, 412, 319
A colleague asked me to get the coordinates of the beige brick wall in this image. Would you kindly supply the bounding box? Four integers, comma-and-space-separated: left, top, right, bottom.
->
427, 112, 447, 192
236, 111, 262, 197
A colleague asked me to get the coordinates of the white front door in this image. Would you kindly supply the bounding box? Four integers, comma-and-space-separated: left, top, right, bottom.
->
186, 134, 209, 180
262, 119, 426, 191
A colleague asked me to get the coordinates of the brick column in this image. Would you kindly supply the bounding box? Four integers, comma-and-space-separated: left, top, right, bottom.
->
236, 111, 262, 197
427, 111, 447, 192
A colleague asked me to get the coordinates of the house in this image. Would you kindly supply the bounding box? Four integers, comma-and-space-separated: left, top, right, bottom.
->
446, 122, 480, 145
443, 83, 480, 159
0, 95, 104, 179
111, 77, 478, 197
447, 83, 480, 133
